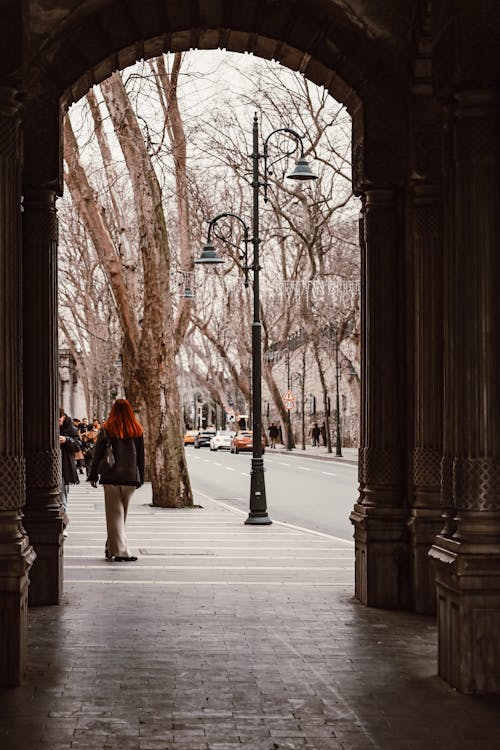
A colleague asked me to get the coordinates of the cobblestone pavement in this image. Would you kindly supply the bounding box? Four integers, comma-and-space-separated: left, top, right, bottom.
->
2, 483, 499, 750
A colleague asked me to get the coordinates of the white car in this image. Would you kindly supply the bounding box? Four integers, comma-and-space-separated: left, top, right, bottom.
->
209, 430, 236, 451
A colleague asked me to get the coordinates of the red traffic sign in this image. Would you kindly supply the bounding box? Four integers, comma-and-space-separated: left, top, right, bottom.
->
282, 390, 295, 411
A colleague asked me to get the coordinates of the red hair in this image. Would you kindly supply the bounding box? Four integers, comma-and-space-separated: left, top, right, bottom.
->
103, 399, 144, 439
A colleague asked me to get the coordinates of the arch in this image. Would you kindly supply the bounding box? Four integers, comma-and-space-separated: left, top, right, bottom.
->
30, 0, 414, 105
26, 0, 413, 189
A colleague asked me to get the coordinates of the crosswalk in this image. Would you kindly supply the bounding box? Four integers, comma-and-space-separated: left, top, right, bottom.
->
63, 482, 354, 588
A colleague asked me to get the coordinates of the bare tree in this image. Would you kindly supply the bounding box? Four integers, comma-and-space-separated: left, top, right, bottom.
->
63, 59, 192, 508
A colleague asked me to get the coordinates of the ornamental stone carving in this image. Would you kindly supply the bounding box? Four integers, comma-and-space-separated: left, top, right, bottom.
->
0, 455, 25, 510
453, 457, 500, 512
362, 447, 402, 487
413, 447, 441, 489
25, 449, 61, 489
441, 456, 454, 505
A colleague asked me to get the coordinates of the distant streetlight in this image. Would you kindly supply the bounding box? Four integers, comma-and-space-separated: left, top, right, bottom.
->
195, 113, 316, 525
332, 327, 343, 457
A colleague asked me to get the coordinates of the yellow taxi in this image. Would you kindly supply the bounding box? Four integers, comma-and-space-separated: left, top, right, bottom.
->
183, 430, 199, 446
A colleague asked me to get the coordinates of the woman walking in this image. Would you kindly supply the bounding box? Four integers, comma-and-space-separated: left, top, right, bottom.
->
88, 399, 144, 562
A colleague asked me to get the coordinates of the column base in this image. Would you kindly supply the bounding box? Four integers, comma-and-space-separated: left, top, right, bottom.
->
350, 503, 411, 609
23, 507, 65, 605
407, 507, 445, 615
0, 511, 36, 686
430, 535, 500, 693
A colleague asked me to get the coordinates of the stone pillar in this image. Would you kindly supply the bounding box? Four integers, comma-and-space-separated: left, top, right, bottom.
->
22, 187, 65, 605
350, 188, 410, 609
430, 90, 500, 693
22, 100, 65, 605
404, 9, 447, 615
409, 183, 444, 614
0, 87, 36, 686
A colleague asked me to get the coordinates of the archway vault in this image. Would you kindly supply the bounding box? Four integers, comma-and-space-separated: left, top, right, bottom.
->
30, 0, 415, 109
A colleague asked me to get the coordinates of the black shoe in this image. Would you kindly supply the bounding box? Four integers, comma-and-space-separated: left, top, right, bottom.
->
105, 548, 112, 560
114, 556, 138, 562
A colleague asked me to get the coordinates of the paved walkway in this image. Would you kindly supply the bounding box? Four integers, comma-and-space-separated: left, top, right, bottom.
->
2, 482, 500, 750
269, 445, 358, 465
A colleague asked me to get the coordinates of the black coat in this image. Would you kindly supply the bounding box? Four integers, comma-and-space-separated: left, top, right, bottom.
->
88, 431, 144, 487
60, 416, 79, 484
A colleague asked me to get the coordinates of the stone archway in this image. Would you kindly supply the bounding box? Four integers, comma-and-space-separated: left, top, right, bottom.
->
2, 0, 500, 694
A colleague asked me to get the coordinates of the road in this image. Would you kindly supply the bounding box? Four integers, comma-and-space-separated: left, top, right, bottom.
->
185, 446, 358, 542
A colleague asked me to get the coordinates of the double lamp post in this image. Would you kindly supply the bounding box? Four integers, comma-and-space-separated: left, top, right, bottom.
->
195, 113, 316, 525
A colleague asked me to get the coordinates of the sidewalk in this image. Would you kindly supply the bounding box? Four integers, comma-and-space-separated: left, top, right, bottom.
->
270, 444, 358, 465
2, 482, 499, 750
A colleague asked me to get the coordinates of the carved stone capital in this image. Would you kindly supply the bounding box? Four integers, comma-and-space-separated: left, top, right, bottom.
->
22, 188, 58, 241
413, 447, 441, 490
362, 447, 402, 488
453, 457, 500, 512
25, 449, 61, 491
0, 456, 25, 511
0, 96, 21, 159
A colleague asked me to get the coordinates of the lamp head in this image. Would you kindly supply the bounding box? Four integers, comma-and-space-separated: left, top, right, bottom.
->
287, 156, 317, 181
194, 242, 225, 265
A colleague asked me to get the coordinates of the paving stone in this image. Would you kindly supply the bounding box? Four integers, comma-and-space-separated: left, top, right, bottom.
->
4, 485, 500, 750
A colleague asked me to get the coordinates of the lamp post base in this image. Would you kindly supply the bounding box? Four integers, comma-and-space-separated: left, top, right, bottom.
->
245, 513, 273, 525
245, 457, 272, 525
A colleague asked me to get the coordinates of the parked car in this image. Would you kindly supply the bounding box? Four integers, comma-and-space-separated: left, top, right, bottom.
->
230, 430, 265, 454
184, 430, 199, 446
209, 430, 236, 451
194, 429, 216, 448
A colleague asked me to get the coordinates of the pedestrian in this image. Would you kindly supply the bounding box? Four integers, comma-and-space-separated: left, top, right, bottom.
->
268, 422, 279, 448
81, 426, 98, 476
72, 418, 86, 475
59, 408, 80, 529
88, 398, 144, 562
309, 422, 321, 447
320, 421, 327, 447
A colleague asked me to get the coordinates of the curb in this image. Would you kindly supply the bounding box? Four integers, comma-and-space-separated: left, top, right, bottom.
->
269, 447, 358, 466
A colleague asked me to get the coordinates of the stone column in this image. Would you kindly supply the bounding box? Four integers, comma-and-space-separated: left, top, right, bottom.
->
408, 183, 444, 614
430, 90, 500, 693
22, 187, 65, 605
0, 87, 36, 686
22, 100, 65, 605
350, 188, 410, 609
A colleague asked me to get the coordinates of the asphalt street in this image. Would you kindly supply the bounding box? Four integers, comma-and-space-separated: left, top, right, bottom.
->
185, 445, 358, 542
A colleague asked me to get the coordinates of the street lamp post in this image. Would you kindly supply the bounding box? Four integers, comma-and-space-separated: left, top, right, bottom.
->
195, 113, 316, 525
334, 330, 343, 457
285, 341, 293, 451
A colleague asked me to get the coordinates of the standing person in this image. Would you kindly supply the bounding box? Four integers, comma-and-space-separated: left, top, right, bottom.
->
309, 422, 321, 447
320, 421, 327, 447
72, 419, 86, 475
88, 399, 144, 562
59, 408, 79, 528
81, 427, 98, 477
268, 422, 279, 449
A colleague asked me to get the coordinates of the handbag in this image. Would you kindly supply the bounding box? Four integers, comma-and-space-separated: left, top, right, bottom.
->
97, 430, 115, 474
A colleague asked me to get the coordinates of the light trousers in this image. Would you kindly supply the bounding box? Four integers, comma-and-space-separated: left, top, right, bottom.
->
103, 484, 136, 557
